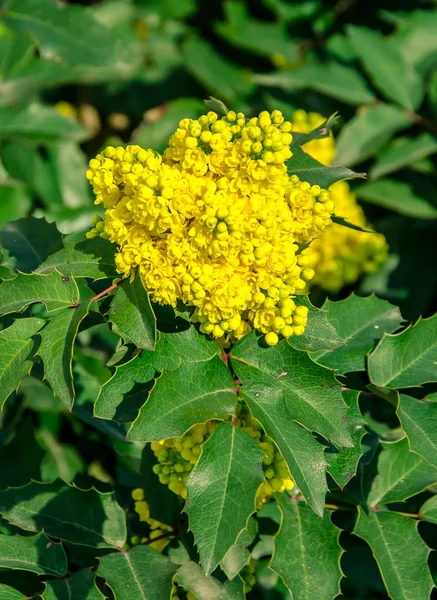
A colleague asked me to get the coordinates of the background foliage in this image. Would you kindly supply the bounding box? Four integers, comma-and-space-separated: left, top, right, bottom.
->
0, 0, 437, 599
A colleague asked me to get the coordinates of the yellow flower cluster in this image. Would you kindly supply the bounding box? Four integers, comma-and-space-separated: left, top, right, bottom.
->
131, 488, 173, 552
291, 110, 389, 292
86, 109, 335, 344
150, 403, 294, 506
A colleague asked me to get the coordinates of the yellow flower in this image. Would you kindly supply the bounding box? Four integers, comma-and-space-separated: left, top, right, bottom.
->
291, 109, 389, 292
87, 110, 335, 344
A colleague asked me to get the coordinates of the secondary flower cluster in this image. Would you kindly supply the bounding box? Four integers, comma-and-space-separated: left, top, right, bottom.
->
86, 109, 335, 344
291, 110, 389, 292
150, 403, 294, 506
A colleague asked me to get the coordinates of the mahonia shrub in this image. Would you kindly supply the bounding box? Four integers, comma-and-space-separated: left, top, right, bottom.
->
0, 102, 435, 600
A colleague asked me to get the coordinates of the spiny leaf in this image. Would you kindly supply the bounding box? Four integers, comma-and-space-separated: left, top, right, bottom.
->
354, 508, 433, 600
176, 561, 244, 600
0, 217, 63, 272
287, 146, 366, 188
38, 279, 94, 408
398, 393, 437, 468
311, 294, 403, 374
0, 532, 66, 576
203, 96, 229, 115
0, 317, 45, 408
128, 356, 237, 442
420, 495, 437, 524
368, 313, 437, 388
108, 277, 156, 351
231, 332, 352, 447
291, 112, 340, 147
36, 237, 118, 280
326, 390, 366, 488
42, 568, 105, 600
185, 422, 264, 575
221, 518, 257, 580
0, 584, 25, 599
288, 297, 342, 354
368, 437, 437, 507
0, 480, 126, 548
0, 270, 79, 315
330, 215, 373, 233
240, 383, 328, 517
271, 495, 343, 600
97, 546, 178, 600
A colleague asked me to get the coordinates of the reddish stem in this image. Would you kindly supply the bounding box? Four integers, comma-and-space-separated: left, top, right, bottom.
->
91, 282, 118, 303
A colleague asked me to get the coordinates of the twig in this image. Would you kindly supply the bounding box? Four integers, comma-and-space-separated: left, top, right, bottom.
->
325, 503, 356, 512
91, 282, 119, 303
409, 111, 437, 137
143, 528, 178, 546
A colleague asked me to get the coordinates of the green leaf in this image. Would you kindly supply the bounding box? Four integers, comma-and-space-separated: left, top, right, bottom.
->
48, 141, 92, 209
398, 393, 437, 468
97, 546, 178, 600
0, 584, 26, 599
0, 317, 44, 408
182, 36, 254, 102
370, 133, 437, 180
368, 313, 437, 388
0, 415, 45, 487
288, 298, 342, 354
38, 280, 94, 408
420, 495, 437, 524
176, 561, 244, 600
4, 0, 120, 68
203, 97, 229, 115
0, 217, 63, 273
287, 146, 365, 187
42, 568, 105, 600
291, 112, 340, 147
330, 215, 372, 233
347, 25, 423, 110
311, 294, 403, 374
253, 60, 375, 105
389, 10, 437, 75
0, 104, 89, 143
0, 186, 31, 230
240, 383, 328, 517
95, 327, 219, 421
36, 237, 118, 280
221, 519, 257, 580
109, 277, 156, 351
232, 332, 352, 447
0, 480, 127, 548
0, 532, 66, 576
368, 437, 437, 507
0, 271, 79, 315
128, 356, 237, 441
37, 429, 85, 484
334, 104, 413, 167
355, 179, 437, 220
354, 508, 433, 600
271, 496, 343, 600
185, 422, 263, 574
326, 390, 366, 488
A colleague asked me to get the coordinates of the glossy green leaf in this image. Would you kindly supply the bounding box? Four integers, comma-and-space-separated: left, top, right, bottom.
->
354, 508, 433, 600
128, 356, 236, 441
0, 271, 79, 315
176, 561, 244, 600
0, 217, 63, 272
185, 422, 263, 575
0, 584, 25, 599
326, 390, 366, 488
203, 97, 229, 115
232, 333, 351, 446
36, 237, 118, 280
0, 104, 89, 143
0, 318, 44, 408
38, 280, 94, 407
0, 480, 126, 548
368, 437, 437, 507
254, 60, 375, 105
420, 495, 437, 524
109, 277, 156, 351
334, 104, 413, 167
0, 532, 66, 576
97, 546, 178, 600
370, 133, 437, 180
95, 327, 219, 420
368, 313, 437, 388
347, 25, 423, 109
182, 36, 254, 102
271, 496, 343, 600
311, 294, 403, 374
288, 298, 342, 354
221, 519, 257, 580
398, 393, 437, 468
291, 112, 340, 148
355, 179, 437, 219
43, 568, 105, 600
287, 146, 365, 187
